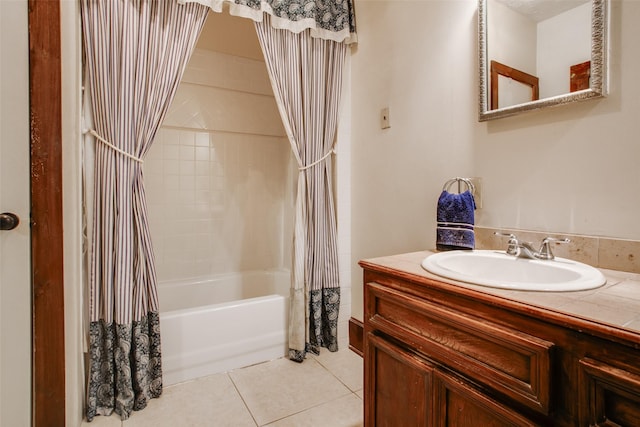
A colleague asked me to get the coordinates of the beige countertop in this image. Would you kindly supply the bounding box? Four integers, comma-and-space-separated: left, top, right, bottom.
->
361, 250, 640, 335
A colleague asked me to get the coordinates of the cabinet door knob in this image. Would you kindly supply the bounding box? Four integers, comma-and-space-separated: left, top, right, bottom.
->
0, 212, 20, 231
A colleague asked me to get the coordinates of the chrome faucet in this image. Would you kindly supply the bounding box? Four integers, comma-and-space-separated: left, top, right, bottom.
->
536, 236, 571, 260
494, 232, 570, 260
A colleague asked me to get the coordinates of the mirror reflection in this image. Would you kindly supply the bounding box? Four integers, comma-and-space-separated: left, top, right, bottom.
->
478, 0, 608, 121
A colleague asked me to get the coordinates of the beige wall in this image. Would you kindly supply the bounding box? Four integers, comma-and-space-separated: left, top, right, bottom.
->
489, 0, 537, 76
61, 0, 85, 424
537, 2, 591, 98
350, 0, 640, 320
197, 10, 264, 60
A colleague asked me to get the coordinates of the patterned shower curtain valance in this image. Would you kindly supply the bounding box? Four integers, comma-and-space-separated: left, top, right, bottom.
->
178, 0, 357, 43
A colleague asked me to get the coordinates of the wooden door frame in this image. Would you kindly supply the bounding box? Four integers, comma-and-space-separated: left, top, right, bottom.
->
29, 1, 66, 425
490, 60, 539, 110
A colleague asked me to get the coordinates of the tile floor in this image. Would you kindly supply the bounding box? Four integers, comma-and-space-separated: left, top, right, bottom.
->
82, 344, 363, 427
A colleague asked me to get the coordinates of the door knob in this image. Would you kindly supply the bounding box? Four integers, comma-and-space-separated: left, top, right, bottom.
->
0, 212, 20, 231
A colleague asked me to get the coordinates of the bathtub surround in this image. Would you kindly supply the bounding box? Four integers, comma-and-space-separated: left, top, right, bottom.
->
256, 16, 349, 362
143, 2, 295, 284
145, 128, 292, 280
80, 0, 208, 420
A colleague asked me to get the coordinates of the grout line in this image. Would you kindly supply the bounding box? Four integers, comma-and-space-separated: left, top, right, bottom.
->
259, 392, 360, 427
231, 353, 362, 426
312, 351, 361, 394
227, 372, 260, 427
160, 125, 286, 140
191, 47, 266, 63
179, 80, 276, 99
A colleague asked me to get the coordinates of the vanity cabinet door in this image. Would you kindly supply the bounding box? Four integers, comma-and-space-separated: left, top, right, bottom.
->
364, 332, 434, 427
433, 371, 540, 427
579, 358, 640, 426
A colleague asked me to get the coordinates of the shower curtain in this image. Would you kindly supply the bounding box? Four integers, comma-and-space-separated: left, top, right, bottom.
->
81, 0, 208, 421
255, 16, 348, 361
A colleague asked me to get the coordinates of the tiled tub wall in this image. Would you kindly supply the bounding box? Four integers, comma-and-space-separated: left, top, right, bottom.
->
476, 226, 640, 274
144, 48, 294, 282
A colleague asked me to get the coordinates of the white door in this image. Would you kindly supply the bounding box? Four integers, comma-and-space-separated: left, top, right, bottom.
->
0, 0, 32, 426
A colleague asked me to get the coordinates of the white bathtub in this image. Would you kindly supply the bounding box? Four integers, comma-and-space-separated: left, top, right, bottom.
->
159, 270, 290, 386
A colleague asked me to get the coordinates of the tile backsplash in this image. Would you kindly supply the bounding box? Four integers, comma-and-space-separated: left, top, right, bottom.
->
476, 226, 640, 274
144, 48, 293, 282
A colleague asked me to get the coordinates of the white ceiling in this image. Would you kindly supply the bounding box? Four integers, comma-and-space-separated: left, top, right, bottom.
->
494, 0, 590, 22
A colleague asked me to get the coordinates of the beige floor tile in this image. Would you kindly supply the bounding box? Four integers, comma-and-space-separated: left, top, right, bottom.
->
230, 357, 351, 426
80, 348, 364, 427
123, 373, 255, 427
265, 393, 363, 427
312, 348, 363, 392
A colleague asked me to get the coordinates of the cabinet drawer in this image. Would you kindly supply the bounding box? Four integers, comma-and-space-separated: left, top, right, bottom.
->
365, 281, 554, 414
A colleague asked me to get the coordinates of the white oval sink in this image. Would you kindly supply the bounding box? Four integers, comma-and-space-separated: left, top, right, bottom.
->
421, 250, 606, 292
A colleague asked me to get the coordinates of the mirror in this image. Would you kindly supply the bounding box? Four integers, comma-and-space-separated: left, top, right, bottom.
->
478, 0, 608, 121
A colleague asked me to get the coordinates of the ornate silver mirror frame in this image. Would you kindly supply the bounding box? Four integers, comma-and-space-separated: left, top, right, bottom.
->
478, 0, 609, 122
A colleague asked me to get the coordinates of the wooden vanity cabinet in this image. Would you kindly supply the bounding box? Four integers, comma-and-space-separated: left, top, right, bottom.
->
360, 261, 640, 427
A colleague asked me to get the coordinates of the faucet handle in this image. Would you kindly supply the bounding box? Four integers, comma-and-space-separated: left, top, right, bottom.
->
494, 232, 519, 256
537, 237, 570, 260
